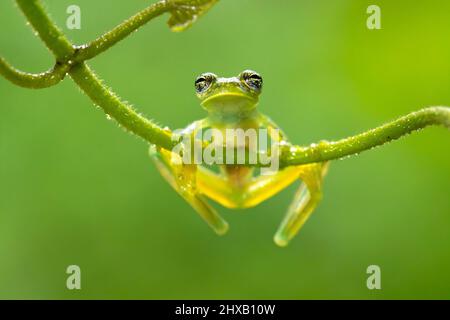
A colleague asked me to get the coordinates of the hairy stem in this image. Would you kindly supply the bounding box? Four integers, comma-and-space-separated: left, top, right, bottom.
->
11, 0, 176, 148
2, 0, 448, 169
280, 107, 450, 167
16, 0, 74, 61
0, 57, 69, 89
73, 1, 172, 62
70, 63, 175, 149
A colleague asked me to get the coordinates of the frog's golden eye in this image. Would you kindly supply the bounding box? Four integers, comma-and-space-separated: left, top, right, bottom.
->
195, 73, 216, 94
240, 70, 263, 91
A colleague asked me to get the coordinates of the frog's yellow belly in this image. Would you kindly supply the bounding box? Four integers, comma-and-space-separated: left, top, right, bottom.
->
221, 165, 254, 189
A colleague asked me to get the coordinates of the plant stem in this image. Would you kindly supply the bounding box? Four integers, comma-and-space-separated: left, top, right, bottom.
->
70, 63, 175, 149
0, 57, 69, 89
72, 0, 219, 62
73, 1, 172, 62
280, 106, 450, 167
12, 0, 176, 149
3, 0, 449, 169
16, 0, 74, 61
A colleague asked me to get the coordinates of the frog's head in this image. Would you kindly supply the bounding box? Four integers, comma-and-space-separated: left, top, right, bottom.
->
195, 70, 262, 115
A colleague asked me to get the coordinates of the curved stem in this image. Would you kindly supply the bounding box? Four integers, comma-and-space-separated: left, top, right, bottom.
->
73, 1, 172, 62
72, 0, 219, 62
70, 62, 175, 149
16, 0, 74, 61
4, 0, 449, 170
0, 57, 69, 89
280, 107, 450, 167
11, 0, 176, 149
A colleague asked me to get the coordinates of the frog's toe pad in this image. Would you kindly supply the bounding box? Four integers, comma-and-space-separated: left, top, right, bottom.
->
273, 233, 289, 247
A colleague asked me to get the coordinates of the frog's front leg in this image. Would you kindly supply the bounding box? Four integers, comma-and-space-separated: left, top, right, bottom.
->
149, 145, 229, 235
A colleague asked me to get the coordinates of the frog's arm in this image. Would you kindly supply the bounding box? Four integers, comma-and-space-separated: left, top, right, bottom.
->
259, 114, 290, 141
0, 0, 218, 150
280, 106, 450, 168
150, 146, 229, 235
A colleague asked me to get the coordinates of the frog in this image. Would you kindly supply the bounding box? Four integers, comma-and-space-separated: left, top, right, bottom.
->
149, 70, 328, 247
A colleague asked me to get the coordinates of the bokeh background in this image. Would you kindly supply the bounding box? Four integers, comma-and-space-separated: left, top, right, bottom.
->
1, 0, 449, 299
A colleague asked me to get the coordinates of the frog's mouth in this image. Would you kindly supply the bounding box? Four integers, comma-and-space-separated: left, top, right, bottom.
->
201, 91, 258, 113
201, 80, 259, 111
202, 90, 255, 103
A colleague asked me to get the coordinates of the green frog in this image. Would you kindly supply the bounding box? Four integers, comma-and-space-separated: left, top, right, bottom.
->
149, 70, 328, 246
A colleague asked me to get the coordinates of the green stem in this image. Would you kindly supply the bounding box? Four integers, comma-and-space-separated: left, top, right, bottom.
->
11, 0, 176, 149
3, 0, 449, 169
16, 0, 74, 61
0, 57, 69, 89
280, 107, 450, 167
73, 1, 172, 62
72, 0, 219, 62
70, 63, 175, 149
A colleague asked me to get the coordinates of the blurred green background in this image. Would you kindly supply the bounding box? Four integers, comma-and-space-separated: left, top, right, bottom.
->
1, 0, 449, 299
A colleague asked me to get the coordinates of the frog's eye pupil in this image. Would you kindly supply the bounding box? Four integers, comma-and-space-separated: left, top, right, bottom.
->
242, 72, 263, 91
195, 77, 205, 85
195, 75, 214, 93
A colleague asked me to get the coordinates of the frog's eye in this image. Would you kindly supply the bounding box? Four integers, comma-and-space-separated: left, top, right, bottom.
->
195, 73, 216, 94
241, 70, 263, 91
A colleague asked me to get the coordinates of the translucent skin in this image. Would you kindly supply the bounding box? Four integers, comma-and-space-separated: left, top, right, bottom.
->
150, 70, 328, 246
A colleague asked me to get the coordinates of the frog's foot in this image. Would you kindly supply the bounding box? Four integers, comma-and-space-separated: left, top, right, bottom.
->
273, 162, 329, 247
167, 0, 219, 32
149, 146, 229, 235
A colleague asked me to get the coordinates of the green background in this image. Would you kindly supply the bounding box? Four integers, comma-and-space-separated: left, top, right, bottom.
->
1, 0, 449, 299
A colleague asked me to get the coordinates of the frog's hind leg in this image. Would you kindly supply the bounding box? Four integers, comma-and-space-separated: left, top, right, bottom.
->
196, 165, 305, 209
195, 160, 329, 245
149, 146, 229, 235
274, 162, 329, 247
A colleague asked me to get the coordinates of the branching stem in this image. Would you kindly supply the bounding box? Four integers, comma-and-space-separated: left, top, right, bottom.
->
10, 0, 179, 147
0, 0, 448, 169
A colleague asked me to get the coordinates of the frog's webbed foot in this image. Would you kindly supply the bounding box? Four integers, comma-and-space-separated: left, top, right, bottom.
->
149, 145, 229, 235
274, 162, 329, 247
